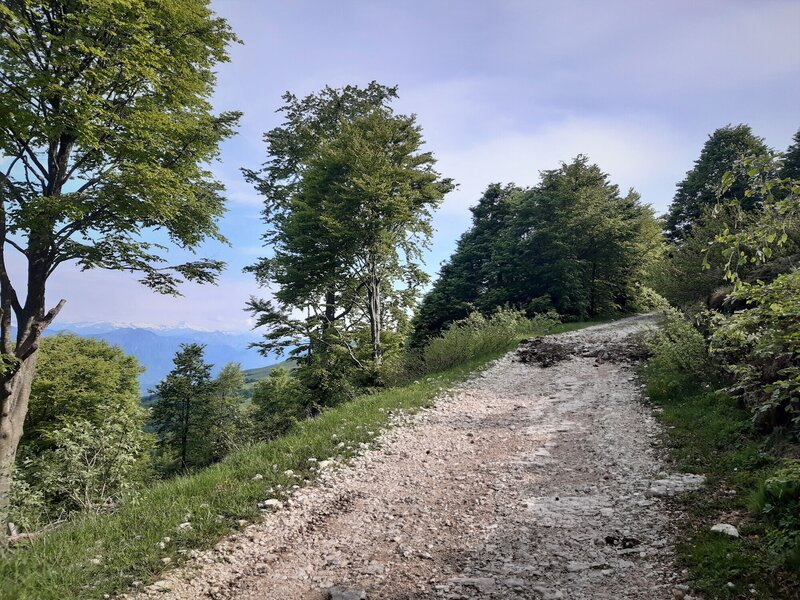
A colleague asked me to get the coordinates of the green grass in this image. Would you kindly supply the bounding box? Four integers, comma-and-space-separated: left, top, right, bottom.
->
645, 372, 800, 598
0, 319, 601, 600
242, 360, 295, 384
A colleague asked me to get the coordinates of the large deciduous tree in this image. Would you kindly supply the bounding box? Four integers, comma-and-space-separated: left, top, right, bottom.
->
246, 85, 451, 394
412, 157, 660, 343
296, 110, 453, 365
0, 0, 239, 537
664, 124, 771, 242
243, 82, 398, 351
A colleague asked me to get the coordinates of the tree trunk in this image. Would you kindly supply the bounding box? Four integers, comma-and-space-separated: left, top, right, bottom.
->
180, 397, 190, 471
366, 262, 382, 365
0, 353, 39, 547
589, 261, 597, 318
324, 288, 336, 329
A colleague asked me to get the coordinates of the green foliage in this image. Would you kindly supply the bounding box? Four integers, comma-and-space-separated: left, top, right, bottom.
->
752, 460, 800, 569
665, 124, 771, 241
643, 309, 721, 402
244, 82, 399, 361
410, 183, 520, 347
0, 0, 240, 295
710, 272, 800, 429
150, 344, 216, 471
7, 470, 45, 534
207, 363, 247, 461
780, 128, 800, 182
421, 309, 559, 373
246, 84, 452, 401
627, 284, 671, 313
705, 155, 800, 430
642, 336, 798, 598
22, 334, 145, 455
13, 335, 151, 525
652, 203, 756, 310
20, 406, 152, 517
413, 157, 661, 343
250, 368, 311, 441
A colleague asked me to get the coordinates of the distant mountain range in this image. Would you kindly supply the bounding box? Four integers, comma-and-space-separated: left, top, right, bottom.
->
44, 322, 281, 393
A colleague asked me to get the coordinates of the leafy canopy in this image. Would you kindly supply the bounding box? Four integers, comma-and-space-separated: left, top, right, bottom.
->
0, 0, 241, 295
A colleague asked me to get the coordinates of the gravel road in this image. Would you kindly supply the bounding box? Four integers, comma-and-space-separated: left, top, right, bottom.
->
133, 314, 699, 600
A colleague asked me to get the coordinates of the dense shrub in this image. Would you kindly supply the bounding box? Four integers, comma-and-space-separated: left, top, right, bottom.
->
643, 309, 722, 401
250, 368, 313, 440
422, 308, 559, 373
16, 405, 152, 523
628, 284, 671, 313
752, 460, 800, 568
13, 336, 152, 528
710, 272, 800, 429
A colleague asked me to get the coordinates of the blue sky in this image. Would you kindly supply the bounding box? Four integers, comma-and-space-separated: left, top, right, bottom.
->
42, 0, 800, 331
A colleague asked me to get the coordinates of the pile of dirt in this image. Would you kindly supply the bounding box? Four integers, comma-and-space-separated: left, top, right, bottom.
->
516, 333, 650, 367
516, 337, 575, 367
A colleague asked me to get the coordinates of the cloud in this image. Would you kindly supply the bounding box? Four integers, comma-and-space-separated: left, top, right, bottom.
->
5, 256, 268, 331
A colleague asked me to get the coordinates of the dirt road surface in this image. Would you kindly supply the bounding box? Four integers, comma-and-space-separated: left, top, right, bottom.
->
133, 314, 700, 600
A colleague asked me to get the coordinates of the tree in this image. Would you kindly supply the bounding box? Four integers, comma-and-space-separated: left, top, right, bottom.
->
411, 183, 521, 346
21, 334, 144, 455
413, 157, 659, 342
243, 82, 398, 350
250, 367, 309, 440
707, 154, 800, 428
208, 362, 245, 461
0, 0, 239, 537
665, 124, 771, 241
781, 128, 800, 182
150, 344, 215, 471
512, 156, 659, 318
246, 86, 452, 394
13, 334, 151, 523
296, 110, 453, 365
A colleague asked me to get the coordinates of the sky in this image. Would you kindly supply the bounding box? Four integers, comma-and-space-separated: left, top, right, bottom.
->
39, 0, 800, 331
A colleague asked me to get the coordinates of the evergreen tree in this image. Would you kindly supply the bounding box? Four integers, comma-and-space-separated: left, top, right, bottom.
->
412, 157, 659, 343
251, 368, 309, 440
410, 184, 521, 347
151, 344, 215, 471
781, 128, 800, 182
664, 124, 771, 241
512, 157, 659, 318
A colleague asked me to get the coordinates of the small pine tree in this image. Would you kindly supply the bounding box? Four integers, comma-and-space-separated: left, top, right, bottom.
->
151, 344, 215, 471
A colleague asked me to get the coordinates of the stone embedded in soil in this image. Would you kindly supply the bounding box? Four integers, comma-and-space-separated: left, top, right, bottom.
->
646, 474, 705, 497
710, 523, 739, 538
327, 586, 366, 600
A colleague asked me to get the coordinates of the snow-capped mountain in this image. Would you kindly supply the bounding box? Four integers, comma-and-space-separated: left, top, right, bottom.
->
45, 322, 276, 393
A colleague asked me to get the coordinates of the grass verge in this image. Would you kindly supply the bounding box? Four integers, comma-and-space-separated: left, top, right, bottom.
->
644, 363, 800, 598
0, 319, 599, 600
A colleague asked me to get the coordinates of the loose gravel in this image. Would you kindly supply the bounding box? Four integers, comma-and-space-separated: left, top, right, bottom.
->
130, 314, 700, 600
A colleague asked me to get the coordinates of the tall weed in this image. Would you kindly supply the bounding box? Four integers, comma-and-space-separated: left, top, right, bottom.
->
422, 308, 559, 373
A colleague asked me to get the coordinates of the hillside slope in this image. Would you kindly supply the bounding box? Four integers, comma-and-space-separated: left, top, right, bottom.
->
130, 315, 700, 600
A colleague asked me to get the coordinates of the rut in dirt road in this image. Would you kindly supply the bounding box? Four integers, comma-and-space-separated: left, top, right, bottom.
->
132, 314, 701, 600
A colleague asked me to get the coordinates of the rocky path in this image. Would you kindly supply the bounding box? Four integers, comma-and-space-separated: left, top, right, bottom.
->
134, 314, 700, 600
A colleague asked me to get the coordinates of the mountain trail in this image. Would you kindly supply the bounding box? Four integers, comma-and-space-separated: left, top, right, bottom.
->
132, 314, 700, 600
